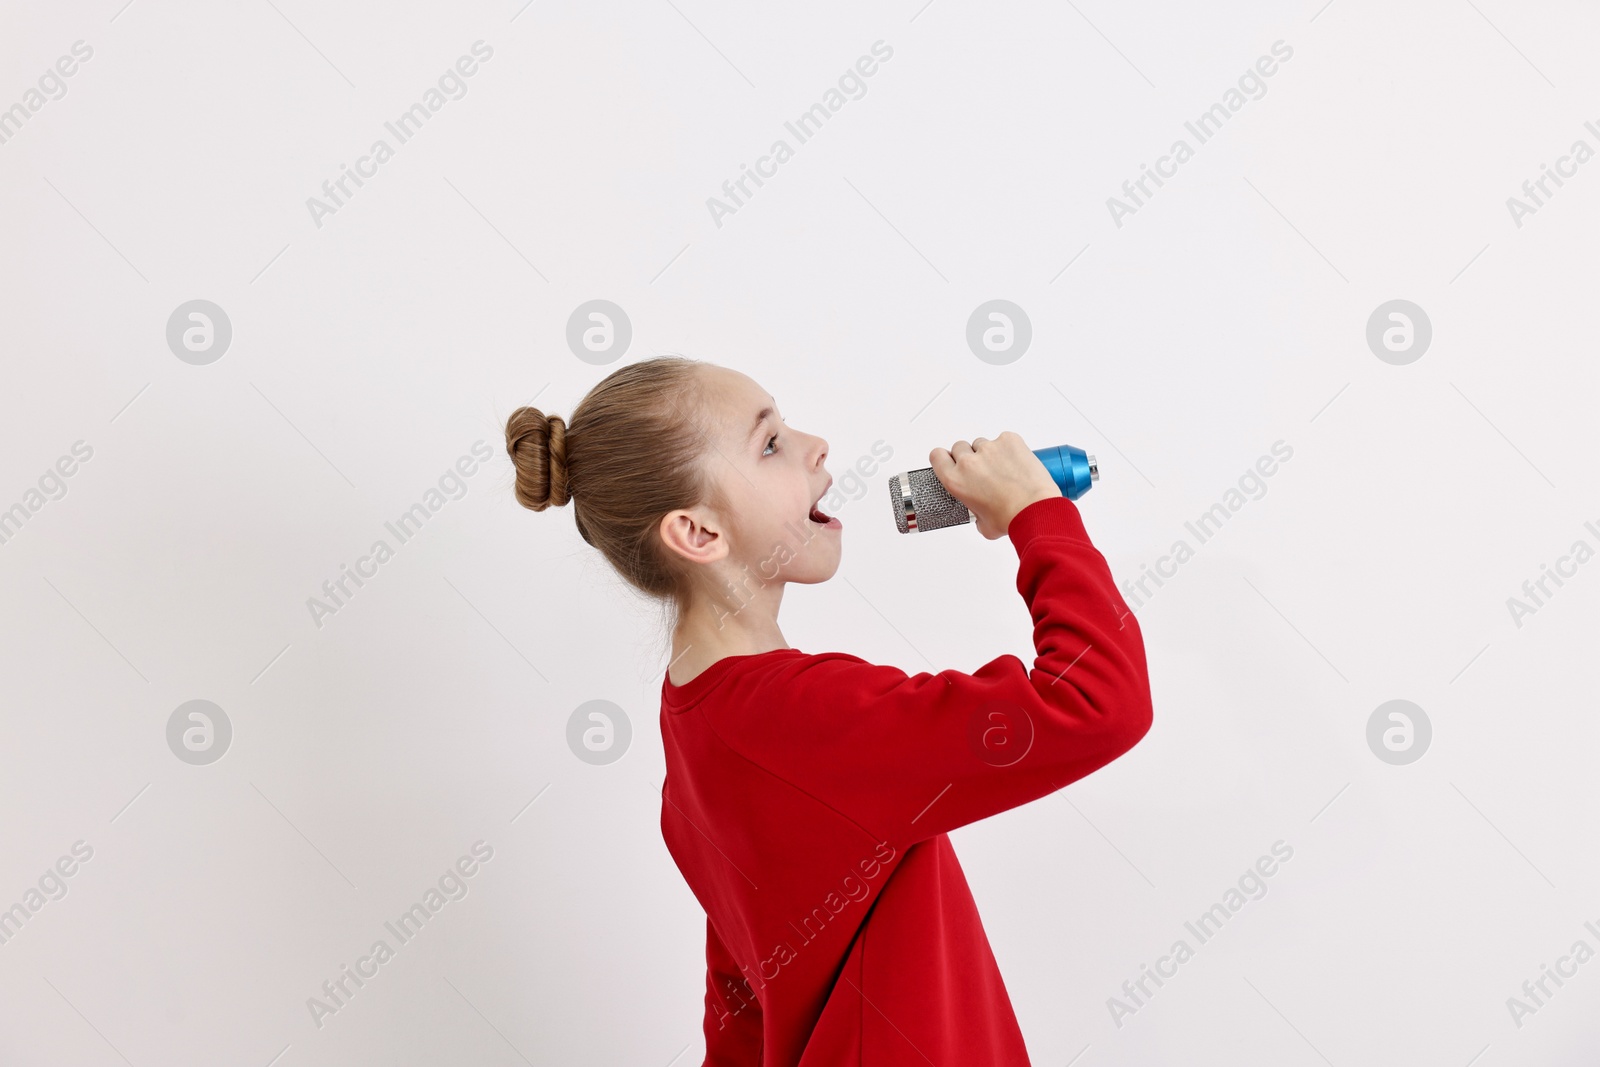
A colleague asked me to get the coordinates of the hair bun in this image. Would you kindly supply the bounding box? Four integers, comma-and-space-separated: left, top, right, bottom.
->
505, 406, 570, 511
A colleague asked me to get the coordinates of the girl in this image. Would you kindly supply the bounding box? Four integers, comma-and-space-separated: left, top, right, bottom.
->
506, 356, 1153, 1065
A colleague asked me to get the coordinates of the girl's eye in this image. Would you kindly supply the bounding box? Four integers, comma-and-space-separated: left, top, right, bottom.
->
762, 434, 778, 456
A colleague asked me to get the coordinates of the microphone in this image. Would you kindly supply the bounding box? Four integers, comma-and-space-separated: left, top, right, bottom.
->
888, 444, 1098, 534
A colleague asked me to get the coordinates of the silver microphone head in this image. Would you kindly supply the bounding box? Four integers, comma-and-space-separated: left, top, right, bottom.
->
888, 468, 973, 534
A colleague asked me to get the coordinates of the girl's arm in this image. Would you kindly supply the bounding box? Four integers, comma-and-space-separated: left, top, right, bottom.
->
703, 494, 1153, 850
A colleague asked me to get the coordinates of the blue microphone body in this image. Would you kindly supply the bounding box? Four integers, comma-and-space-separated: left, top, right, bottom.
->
1032, 444, 1097, 501
888, 443, 1098, 534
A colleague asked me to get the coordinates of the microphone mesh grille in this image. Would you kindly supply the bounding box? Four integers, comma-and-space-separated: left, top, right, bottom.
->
889, 467, 973, 533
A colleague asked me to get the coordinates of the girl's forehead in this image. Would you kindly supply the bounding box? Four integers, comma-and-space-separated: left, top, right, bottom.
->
706, 372, 774, 422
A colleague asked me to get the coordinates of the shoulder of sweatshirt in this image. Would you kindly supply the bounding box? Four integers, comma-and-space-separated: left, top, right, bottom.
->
661, 647, 877, 716
666, 641, 1038, 738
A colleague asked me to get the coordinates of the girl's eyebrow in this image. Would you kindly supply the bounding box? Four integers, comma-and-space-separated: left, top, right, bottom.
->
747, 402, 778, 443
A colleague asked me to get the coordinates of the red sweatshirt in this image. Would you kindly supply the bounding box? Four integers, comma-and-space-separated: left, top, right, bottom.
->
659, 495, 1153, 1065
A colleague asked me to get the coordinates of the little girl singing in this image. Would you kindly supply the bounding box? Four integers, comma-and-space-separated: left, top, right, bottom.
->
506, 356, 1153, 1065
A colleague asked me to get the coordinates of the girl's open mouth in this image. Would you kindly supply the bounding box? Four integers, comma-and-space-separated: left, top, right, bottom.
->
809, 504, 842, 530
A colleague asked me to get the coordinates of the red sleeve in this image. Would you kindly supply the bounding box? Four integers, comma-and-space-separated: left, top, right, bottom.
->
704, 494, 1153, 848
701, 916, 762, 1065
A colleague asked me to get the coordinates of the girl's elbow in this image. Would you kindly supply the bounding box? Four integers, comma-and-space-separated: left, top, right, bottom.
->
1106, 677, 1154, 755
1123, 695, 1154, 752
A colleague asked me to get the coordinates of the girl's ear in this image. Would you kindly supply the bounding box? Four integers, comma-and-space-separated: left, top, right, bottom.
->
658, 507, 727, 567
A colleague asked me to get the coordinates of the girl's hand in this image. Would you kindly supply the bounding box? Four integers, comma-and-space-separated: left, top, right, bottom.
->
928, 432, 1061, 540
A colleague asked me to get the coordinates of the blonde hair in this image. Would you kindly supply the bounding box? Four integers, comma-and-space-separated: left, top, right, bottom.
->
505, 356, 721, 618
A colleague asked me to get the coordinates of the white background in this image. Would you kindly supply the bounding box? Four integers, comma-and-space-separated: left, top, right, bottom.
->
2, 0, 1598, 1064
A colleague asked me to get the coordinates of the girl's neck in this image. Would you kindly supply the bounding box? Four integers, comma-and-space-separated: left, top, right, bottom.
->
667, 583, 789, 687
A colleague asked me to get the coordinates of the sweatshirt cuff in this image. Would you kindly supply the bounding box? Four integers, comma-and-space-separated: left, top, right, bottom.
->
1008, 495, 1090, 556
